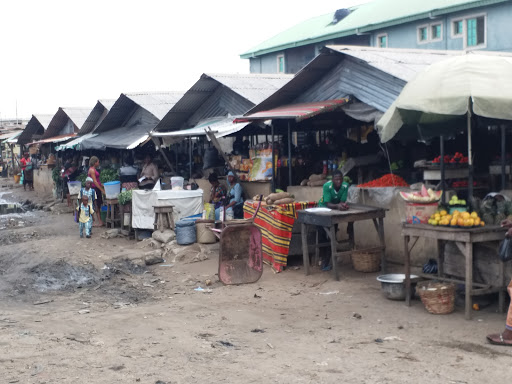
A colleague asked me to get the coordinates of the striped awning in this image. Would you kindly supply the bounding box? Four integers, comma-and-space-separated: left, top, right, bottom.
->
234, 98, 350, 123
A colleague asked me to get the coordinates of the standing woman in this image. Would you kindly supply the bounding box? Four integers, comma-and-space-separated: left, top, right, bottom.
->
20, 153, 34, 191
88, 156, 105, 227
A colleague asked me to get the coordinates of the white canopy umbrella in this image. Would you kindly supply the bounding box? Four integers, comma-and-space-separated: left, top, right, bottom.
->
377, 52, 512, 202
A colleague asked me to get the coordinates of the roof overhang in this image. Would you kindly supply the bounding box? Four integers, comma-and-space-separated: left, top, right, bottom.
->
234, 98, 350, 123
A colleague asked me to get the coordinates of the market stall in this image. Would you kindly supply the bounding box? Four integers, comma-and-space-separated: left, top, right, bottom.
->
297, 203, 386, 281
132, 189, 203, 232
402, 223, 506, 320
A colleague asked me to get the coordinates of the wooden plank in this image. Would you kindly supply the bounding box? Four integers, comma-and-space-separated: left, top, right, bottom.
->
404, 235, 411, 307
301, 223, 310, 276
330, 226, 339, 281
418, 273, 491, 288
465, 242, 473, 320
377, 217, 386, 273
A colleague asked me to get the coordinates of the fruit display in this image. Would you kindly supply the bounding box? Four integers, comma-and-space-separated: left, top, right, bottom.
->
428, 209, 485, 228
432, 152, 468, 164
399, 185, 442, 203
449, 195, 466, 206
357, 174, 409, 188
451, 180, 478, 188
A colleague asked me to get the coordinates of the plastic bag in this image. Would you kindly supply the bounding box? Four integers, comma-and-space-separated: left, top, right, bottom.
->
498, 238, 512, 262
203, 203, 215, 220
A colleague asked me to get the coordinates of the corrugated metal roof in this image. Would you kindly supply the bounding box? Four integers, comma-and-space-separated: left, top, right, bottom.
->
94, 92, 185, 134
17, 114, 54, 145
30, 134, 77, 146
241, 0, 509, 58
246, 46, 458, 115
78, 99, 116, 136
154, 73, 292, 132
42, 107, 92, 139
81, 125, 150, 150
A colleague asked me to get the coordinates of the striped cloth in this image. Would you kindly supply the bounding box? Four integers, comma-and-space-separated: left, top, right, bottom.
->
244, 201, 317, 272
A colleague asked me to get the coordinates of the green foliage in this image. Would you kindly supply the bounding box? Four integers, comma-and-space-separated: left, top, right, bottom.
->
344, 176, 352, 184
118, 189, 133, 205
99, 167, 119, 184
52, 167, 61, 186
76, 172, 87, 186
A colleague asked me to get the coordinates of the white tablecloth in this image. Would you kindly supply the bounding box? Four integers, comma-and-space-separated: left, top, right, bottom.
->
132, 189, 203, 229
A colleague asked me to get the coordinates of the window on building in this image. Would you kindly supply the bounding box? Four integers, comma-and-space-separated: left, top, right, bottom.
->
418, 26, 428, 42
377, 34, 388, 48
431, 23, 442, 40
277, 55, 285, 73
467, 16, 485, 47
452, 20, 463, 36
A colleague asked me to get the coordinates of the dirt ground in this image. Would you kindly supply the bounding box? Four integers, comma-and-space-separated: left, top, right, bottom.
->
1, 183, 512, 384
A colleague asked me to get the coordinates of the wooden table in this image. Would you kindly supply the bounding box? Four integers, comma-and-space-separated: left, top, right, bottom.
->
297, 203, 387, 280
402, 223, 506, 320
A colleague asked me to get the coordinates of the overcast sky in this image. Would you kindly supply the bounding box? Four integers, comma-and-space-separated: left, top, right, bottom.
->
0, 0, 370, 120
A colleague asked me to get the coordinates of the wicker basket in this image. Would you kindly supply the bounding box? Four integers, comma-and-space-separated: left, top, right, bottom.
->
416, 281, 455, 315
351, 249, 381, 273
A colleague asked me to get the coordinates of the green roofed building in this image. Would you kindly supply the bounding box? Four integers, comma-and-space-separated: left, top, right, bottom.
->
242, 0, 512, 74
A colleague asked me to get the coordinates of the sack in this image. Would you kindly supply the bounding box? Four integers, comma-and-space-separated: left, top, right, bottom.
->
499, 238, 512, 262
204, 203, 215, 220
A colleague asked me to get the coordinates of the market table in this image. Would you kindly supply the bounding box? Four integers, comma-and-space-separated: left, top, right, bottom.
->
297, 203, 387, 280
402, 223, 506, 320
243, 201, 317, 272
132, 189, 203, 233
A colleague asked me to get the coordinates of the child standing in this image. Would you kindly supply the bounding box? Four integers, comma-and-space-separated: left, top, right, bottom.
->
76, 195, 94, 238
78, 177, 101, 226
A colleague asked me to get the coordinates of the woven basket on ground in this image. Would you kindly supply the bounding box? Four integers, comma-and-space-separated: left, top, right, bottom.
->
351, 249, 381, 273
416, 281, 455, 315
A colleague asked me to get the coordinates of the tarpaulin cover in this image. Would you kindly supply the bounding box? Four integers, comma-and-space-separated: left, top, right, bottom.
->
243, 200, 317, 272
81, 125, 150, 150
132, 189, 203, 229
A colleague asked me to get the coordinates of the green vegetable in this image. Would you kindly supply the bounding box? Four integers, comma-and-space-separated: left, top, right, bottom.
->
76, 172, 87, 186
118, 190, 133, 205
99, 167, 119, 184
344, 176, 352, 184
276, 189, 285, 193
52, 167, 61, 186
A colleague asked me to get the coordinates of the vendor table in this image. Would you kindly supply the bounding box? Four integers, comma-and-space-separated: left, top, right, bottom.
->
422, 168, 469, 181
402, 224, 506, 320
297, 203, 387, 280
243, 201, 317, 272
132, 189, 203, 230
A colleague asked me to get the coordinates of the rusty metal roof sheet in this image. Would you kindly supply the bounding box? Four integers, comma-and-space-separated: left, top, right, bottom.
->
42, 107, 92, 139
17, 114, 54, 145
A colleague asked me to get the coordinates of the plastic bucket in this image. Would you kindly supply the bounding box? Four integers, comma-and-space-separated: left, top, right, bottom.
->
171, 176, 184, 190
100, 205, 107, 222
405, 202, 438, 224
175, 219, 197, 245
104, 181, 121, 199
67, 181, 82, 195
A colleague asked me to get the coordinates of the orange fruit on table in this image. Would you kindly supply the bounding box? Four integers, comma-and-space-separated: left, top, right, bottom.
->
462, 212, 470, 220
474, 218, 481, 226
440, 210, 447, 216
457, 218, 465, 226
451, 219, 457, 226
470, 212, 478, 219
480, 221, 485, 227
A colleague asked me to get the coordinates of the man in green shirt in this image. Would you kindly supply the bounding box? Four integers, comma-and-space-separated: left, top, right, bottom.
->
319, 170, 349, 210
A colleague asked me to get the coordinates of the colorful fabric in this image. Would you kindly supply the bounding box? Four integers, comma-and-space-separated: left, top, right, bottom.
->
79, 220, 92, 237
244, 200, 317, 272
210, 184, 226, 204
318, 180, 349, 206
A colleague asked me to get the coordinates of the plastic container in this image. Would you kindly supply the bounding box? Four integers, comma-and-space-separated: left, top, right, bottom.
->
67, 181, 82, 195
171, 176, 184, 190
104, 181, 121, 199
405, 202, 438, 224
175, 219, 197, 245
449, 205, 467, 215
100, 206, 107, 222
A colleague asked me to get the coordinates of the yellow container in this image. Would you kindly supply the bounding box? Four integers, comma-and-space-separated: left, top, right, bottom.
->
13, 174, 20, 184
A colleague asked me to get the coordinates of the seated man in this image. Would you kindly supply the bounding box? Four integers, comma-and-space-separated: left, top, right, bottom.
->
318, 170, 349, 210
317, 170, 350, 271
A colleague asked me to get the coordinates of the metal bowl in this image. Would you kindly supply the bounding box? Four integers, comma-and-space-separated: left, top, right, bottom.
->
377, 274, 419, 301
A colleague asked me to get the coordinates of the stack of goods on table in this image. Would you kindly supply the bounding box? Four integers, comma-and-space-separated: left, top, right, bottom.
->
475, 194, 512, 226
427, 209, 485, 228
431, 152, 468, 165
252, 191, 296, 206
358, 174, 409, 188
299, 173, 352, 187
